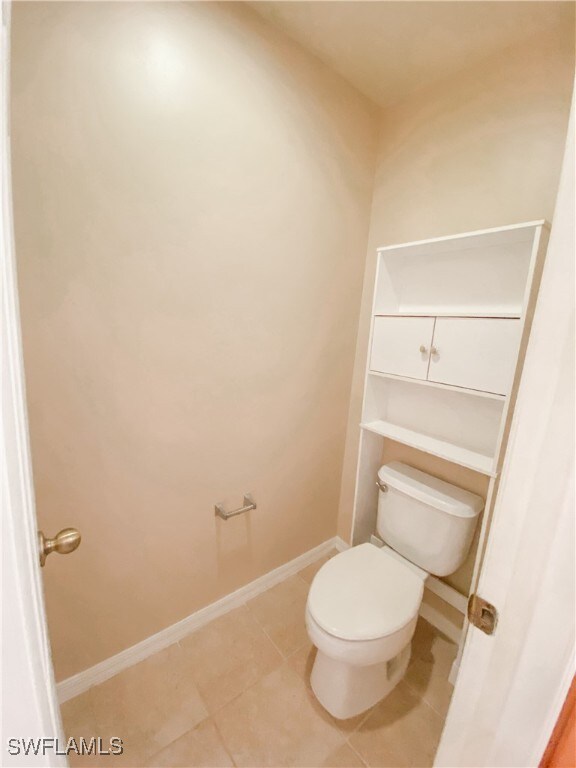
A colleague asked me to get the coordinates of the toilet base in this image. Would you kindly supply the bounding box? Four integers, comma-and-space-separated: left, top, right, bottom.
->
310, 642, 411, 720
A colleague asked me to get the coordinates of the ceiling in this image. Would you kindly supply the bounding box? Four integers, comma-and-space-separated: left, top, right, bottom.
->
248, 2, 574, 107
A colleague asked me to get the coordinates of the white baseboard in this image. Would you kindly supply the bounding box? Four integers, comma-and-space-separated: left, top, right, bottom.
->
334, 535, 350, 552
57, 536, 340, 704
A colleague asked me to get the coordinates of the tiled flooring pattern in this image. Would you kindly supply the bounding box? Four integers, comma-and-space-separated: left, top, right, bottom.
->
61, 552, 457, 767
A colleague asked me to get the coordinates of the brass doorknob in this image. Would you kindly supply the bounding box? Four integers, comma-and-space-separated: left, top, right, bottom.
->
38, 528, 81, 567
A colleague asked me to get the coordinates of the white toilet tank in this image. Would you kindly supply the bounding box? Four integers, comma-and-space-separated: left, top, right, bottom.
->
376, 462, 484, 577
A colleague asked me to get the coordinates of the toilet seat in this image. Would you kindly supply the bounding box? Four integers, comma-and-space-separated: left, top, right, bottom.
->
305, 605, 415, 667
307, 544, 425, 641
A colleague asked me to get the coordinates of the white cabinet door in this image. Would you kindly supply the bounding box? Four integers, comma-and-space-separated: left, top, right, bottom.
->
428, 318, 521, 394
370, 316, 435, 379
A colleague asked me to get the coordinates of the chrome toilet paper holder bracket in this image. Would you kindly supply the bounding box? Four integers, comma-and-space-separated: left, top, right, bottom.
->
215, 493, 257, 520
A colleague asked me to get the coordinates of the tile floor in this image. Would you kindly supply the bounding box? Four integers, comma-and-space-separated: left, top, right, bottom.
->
61, 552, 457, 767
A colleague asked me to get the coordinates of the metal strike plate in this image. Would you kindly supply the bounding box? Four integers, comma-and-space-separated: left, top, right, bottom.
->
468, 593, 498, 635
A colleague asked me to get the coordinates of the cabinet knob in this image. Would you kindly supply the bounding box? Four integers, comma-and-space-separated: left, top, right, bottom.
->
419, 345, 428, 354
431, 346, 439, 356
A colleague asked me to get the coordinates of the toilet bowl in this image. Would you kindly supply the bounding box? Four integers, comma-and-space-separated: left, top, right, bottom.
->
305, 543, 426, 719
306, 461, 484, 719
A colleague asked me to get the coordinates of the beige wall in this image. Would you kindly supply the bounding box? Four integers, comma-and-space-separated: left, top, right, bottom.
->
11, 2, 377, 680
337, 20, 575, 594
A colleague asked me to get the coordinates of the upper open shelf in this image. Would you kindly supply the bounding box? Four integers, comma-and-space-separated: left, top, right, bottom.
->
374, 221, 543, 317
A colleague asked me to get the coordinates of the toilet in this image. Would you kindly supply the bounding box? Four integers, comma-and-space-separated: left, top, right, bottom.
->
305, 461, 484, 719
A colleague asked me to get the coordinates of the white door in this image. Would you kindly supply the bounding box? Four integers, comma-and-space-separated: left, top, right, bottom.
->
370, 316, 434, 379
435, 90, 575, 768
428, 318, 522, 394
1, 6, 66, 765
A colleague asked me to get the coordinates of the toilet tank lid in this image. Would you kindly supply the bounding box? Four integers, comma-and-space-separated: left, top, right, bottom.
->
378, 462, 484, 518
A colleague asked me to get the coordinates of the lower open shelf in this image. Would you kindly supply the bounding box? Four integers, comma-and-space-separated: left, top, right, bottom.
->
360, 420, 497, 476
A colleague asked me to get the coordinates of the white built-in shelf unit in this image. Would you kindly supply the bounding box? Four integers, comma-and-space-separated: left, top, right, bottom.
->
352, 221, 548, 546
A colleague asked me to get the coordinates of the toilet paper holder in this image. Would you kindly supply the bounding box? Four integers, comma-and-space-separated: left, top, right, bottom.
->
215, 493, 257, 520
